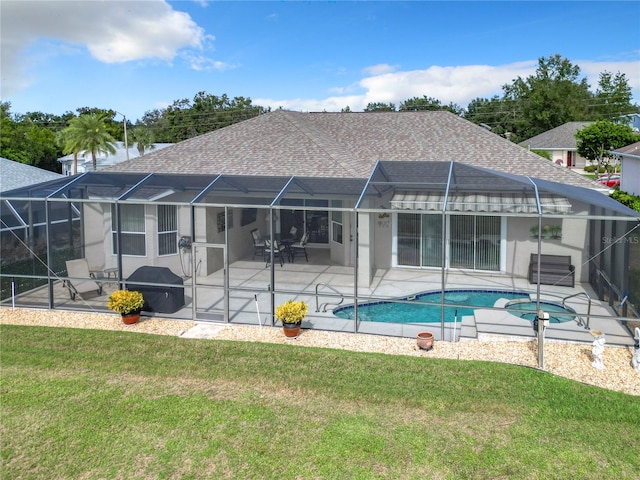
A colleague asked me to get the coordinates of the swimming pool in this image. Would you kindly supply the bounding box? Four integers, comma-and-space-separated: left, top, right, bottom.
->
333, 289, 575, 324
503, 299, 576, 323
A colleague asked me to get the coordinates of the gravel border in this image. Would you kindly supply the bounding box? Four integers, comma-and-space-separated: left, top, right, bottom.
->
2, 307, 638, 396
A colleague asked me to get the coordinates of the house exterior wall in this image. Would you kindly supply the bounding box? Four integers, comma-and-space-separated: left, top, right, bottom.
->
81, 194, 593, 290
506, 211, 589, 284
621, 157, 640, 195
374, 212, 393, 269
549, 150, 590, 169
81, 200, 196, 281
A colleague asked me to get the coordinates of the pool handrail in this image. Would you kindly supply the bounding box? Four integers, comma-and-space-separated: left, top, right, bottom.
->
562, 291, 592, 329
315, 283, 345, 312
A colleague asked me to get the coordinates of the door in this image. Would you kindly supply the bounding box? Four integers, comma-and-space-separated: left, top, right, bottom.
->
192, 242, 227, 322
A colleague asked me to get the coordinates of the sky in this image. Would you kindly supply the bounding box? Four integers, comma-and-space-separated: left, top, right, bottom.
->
1, 0, 639, 122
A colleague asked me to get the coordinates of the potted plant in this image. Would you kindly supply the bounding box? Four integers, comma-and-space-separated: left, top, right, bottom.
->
107, 289, 144, 324
549, 225, 562, 239
529, 225, 539, 238
275, 299, 308, 338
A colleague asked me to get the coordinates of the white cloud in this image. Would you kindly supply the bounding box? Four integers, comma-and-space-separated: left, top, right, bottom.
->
579, 59, 640, 97
362, 64, 398, 76
183, 54, 238, 72
0, 0, 212, 96
257, 59, 640, 112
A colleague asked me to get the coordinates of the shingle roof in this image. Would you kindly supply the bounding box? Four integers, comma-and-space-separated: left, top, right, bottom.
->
519, 122, 592, 150
107, 110, 598, 189
0, 157, 64, 193
612, 141, 640, 158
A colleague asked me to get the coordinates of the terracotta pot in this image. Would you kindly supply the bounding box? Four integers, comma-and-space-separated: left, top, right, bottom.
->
121, 312, 141, 325
282, 322, 301, 338
417, 331, 434, 351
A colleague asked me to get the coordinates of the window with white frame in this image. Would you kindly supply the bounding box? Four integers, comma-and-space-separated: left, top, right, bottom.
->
331, 200, 343, 244
111, 204, 146, 256
158, 205, 178, 255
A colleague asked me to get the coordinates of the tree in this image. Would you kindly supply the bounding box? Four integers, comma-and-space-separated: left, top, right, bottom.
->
1, 102, 62, 172
61, 114, 117, 171
129, 126, 155, 156
399, 96, 462, 115
575, 120, 640, 172
503, 54, 592, 139
364, 102, 395, 112
592, 71, 635, 121
464, 96, 515, 136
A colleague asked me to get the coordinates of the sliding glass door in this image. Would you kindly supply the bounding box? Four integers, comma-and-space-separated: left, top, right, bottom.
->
397, 213, 501, 271
397, 213, 442, 267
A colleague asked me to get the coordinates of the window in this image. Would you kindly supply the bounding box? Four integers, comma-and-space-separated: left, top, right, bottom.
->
331, 200, 343, 244
111, 204, 145, 256
281, 198, 330, 244
158, 205, 177, 255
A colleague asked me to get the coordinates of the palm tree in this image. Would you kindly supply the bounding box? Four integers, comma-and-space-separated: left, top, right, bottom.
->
129, 126, 155, 157
55, 130, 79, 175
61, 114, 116, 171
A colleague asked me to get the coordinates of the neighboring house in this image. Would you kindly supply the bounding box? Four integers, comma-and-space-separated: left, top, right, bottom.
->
613, 141, 640, 195
58, 141, 173, 175
0, 157, 63, 193
519, 122, 592, 169
617, 113, 640, 132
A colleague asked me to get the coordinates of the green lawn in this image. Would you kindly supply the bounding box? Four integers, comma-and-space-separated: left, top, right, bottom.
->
2, 325, 639, 480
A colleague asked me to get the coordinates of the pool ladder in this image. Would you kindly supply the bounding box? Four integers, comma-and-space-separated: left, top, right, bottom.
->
562, 292, 592, 329
315, 283, 345, 312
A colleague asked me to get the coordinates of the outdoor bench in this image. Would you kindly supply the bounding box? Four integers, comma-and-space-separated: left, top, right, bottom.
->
528, 254, 575, 287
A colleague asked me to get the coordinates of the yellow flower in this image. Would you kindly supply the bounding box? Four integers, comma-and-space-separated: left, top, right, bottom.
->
107, 290, 144, 314
275, 300, 308, 324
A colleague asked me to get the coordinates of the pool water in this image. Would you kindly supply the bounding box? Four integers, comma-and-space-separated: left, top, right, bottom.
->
334, 290, 530, 324
505, 300, 576, 323
333, 290, 576, 324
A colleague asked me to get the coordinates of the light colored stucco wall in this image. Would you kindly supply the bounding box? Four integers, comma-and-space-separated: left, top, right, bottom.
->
549, 150, 590, 169
621, 157, 640, 195
506, 216, 588, 282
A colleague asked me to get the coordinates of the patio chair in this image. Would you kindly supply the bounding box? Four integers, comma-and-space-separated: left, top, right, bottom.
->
291, 232, 310, 262
251, 229, 264, 259
64, 259, 103, 300
264, 239, 285, 267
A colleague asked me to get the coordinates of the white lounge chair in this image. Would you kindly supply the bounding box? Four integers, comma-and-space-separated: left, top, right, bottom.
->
65, 259, 103, 300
